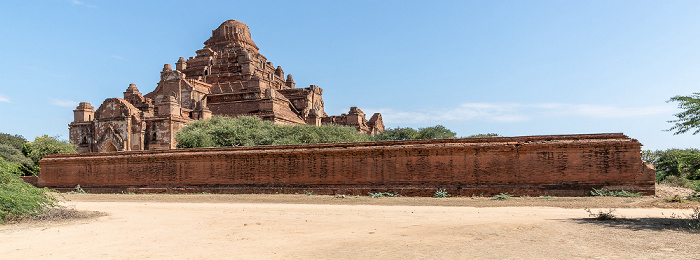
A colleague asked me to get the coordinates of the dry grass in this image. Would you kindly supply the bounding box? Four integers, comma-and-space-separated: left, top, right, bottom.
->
3, 206, 106, 225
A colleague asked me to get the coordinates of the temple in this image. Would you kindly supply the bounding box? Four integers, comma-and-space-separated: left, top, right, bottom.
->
69, 20, 384, 153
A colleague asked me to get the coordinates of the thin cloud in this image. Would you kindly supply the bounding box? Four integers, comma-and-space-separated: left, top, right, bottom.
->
368, 103, 675, 124
70, 0, 96, 7
0, 94, 9, 103
49, 98, 79, 108
111, 55, 125, 60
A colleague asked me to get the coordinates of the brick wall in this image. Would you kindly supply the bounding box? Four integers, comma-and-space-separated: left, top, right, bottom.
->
38, 133, 655, 196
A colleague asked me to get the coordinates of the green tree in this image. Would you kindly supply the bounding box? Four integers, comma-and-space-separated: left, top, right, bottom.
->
373, 127, 419, 141
0, 133, 36, 176
26, 135, 76, 165
176, 116, 371, 148
464, 133, 499, 138
644, 148, 700, 188
0, 133, 28, 151
667, 93, 700, 135
417, 125, 457, 139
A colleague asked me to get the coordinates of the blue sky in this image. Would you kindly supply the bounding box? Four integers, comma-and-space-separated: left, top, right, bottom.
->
1, 0, 699, 150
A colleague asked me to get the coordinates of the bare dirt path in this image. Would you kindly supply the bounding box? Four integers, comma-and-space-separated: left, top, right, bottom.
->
1, 193, 699, 259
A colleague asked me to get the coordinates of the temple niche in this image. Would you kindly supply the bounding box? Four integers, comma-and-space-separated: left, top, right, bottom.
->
69, 20, 384, 153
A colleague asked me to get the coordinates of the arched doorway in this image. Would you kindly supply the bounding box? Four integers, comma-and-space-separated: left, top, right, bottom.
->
101, 140, 118, 153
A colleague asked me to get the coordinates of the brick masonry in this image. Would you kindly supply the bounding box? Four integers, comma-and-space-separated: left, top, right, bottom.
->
38, 133, 655, 196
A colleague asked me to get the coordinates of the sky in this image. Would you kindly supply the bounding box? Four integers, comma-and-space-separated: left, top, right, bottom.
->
1, 0, 699, 150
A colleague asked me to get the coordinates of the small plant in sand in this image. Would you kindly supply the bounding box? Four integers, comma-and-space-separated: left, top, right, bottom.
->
687, 208, 700, 230
590, 188, 642, 197
369, 192, 399, 198
665, 194, 686, 203
71, 184, 87, 194
433, 189, 450, 198
585, 208, 618, 221
491, 193, 512, 200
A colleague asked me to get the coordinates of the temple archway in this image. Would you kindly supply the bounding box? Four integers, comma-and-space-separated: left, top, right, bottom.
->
100, 140, 119, 153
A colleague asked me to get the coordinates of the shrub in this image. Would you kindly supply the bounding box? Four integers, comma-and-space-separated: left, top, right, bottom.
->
369, 192, 399, 198
666, 195, 686, 203
373, 127, 419, 141
373, 125, 463, 141
176, 116, 372, 148
433, 189, 450, 198
590, 188, 643, 197
417, 125, 456, 140
687, 208, 700, 230
0, 158, 58, 224
491, 193, 512, 200
585, 208, 618, 221
0, 133, 28, 151
644, 149, 700, 184
26, 135, 76, 165
464, 133, 499, 138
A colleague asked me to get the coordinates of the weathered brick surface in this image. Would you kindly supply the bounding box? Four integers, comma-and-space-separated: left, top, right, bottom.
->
38, 133, 655, 196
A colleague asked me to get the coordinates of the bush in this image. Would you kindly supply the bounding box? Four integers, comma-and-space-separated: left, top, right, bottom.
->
373, 127, 420, 141
590, 188, 643, 197
0, 158, 58, 224
491, 193, 512, 200
585, 208, 618, 221
644, 149, 700, 184
0, 144, 33, 170
433, 189, 450, 198
0, 133, 28, 151
369, 192, 399, 198
26, 135, 76, 165
417, 125, 457, 140
464, 133, 499, 138
176, 116, 372, 148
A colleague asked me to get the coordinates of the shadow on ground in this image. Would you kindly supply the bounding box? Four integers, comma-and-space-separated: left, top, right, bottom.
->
570, 217, 700, 233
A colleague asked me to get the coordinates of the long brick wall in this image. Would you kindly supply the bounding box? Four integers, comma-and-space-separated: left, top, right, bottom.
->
38, 133, 655, 196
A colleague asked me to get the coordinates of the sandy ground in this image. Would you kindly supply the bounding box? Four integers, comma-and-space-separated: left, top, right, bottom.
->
1, 193, 699, 260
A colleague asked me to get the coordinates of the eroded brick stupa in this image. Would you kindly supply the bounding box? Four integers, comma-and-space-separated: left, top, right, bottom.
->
69, 20, 384, 153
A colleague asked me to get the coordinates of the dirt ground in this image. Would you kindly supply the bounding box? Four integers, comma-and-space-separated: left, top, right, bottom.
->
1, 186, 699, 259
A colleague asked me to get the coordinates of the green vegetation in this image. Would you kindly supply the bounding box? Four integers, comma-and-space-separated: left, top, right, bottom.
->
176, 116, 481, 148
464, 133, 500, 138
0, 133, 76, 176
0, 158, 58, 224
643, 149, 700, 191
491, 193, 513, 200
665, 195, 686, 203
373, 125, 458, 141
176, 116, 372, 148
590, 188, 643, 197
433, 189, 450, 198
25, 135, 76, 165
369, 192, 399, 198
373, 127, 419, 141
667, 93, 700, 135
0, 133, 76, 224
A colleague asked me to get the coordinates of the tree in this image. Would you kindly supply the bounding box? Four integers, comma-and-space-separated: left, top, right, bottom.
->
417, 125, 457, 139
464, 133, 499, 138
0, 133, 27, 151
667, 93, 700, 135
176, 116, 371, 148
0, 133, 35, 176
26, 135, 76, 165
373, 127, 419, 141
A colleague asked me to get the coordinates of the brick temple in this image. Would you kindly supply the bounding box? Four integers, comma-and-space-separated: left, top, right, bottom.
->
69, 20, 384, 153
